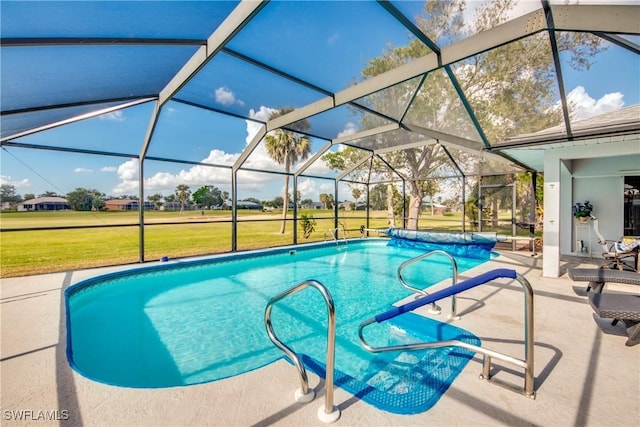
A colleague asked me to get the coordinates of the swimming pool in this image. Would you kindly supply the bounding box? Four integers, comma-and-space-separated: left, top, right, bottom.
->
66, 239, 489, 413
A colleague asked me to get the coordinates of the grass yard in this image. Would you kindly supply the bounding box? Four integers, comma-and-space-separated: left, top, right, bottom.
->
0, 209, 532, 278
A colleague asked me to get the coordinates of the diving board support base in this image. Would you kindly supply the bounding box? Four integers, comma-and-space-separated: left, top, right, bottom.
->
358, 269, 535, 399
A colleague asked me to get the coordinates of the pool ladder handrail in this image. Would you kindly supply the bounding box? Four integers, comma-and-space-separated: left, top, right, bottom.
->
397, 250, 459, 318
358, 272, 535, 399
264, 279, 340, 423
324, 226, 348, 246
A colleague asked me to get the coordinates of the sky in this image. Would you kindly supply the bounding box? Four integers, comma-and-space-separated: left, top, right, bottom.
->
2, 0, 639, 203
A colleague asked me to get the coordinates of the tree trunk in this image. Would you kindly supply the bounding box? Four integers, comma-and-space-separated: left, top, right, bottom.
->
386, 183, 395, 228
407, 181, 424, 230
407, 196, 422, 230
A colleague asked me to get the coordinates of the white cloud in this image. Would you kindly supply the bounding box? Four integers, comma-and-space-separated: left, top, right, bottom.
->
74, 167, 93, 173
112, 159, 140, 194
566, 85, 624, 121
99, 110, 125, 122
0, 175, 30, 188
245, 106, 276, 143
337, 122, 358, 139
112, 147, 265, 196
214, 87, 245, 106
110, 105, 331, 200
297, 179, 317, 198
327, 31, 340, 45
243, 106, 283, 171
319, 182, 334, 193
100, 166, 117, 172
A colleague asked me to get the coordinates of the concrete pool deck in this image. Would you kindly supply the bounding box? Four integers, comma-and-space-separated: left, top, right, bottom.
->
1, 250, 639, 426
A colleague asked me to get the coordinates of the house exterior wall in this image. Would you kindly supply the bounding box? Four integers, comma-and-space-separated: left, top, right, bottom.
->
17, 198, 70, 211
572, 176, 623, 255
542, 136, 640, 277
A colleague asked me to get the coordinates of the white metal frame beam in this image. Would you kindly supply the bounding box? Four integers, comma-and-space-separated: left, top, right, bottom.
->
143, 0, 267, 160
257, 5, 637, 152
263, 8, 549, 133
0, 98, 156, 143
550, 5, 640, 34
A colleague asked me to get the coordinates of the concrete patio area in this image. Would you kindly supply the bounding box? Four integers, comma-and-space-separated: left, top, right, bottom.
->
1, 250, 638, 426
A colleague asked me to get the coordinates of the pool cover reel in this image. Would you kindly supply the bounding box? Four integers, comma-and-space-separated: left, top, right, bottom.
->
383, 228, 507, 260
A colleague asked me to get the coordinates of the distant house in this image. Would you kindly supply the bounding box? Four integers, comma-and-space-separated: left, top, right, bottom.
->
17, 197, 70, 211
301, 201, 323, 209
104, 199, 154, 211
161, 201, 183, 211
339, 201, 366, 211
422, 199, 447, 215
338, 201, 352, 210
222, 200, 262, 210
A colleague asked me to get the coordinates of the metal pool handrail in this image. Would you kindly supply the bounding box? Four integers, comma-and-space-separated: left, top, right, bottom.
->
264, 280, 341, 423
324, 226, 348, 246
397, 250, 458, 316
358, 268, 535, 399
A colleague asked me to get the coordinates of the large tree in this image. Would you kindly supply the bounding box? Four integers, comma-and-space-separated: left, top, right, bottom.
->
0, 184, 22, 205
369, 184, 387, 211
324, 0, 602, 229
147, 193, 164, 210
192, 185, 222, 209
352, 187, 362, 208
264, 107, 312, 234
66, 188, 104, 211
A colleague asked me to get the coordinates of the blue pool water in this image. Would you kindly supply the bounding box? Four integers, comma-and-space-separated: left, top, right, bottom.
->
66, 239, 488, 413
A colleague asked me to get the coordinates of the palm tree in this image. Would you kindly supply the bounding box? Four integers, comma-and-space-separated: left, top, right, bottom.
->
175, 184, 191, 215
264, 108, 311, 234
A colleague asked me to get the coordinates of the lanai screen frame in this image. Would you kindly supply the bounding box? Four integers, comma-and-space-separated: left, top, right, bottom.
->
1, 2, 638, 271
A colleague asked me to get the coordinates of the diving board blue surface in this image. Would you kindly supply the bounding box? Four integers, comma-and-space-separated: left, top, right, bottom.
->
302, 313, 480, 414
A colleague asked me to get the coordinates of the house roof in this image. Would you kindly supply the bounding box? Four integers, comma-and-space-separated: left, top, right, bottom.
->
19, 197, 69, 205
105, 199, 135, 204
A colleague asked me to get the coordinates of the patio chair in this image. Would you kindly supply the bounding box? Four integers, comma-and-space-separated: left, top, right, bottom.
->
568, 268, 640, 293
592, 218, 639, 271
599, 237, 640, 271
568, 267, 640, 346
588, 292, 640, 346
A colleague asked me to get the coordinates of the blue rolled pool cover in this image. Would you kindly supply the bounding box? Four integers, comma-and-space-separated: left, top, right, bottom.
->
374, 268, 517, 323
384, 228, 503, 259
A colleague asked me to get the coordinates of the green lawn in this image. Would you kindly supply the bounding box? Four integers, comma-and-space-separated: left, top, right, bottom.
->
0, 209, 532, 278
